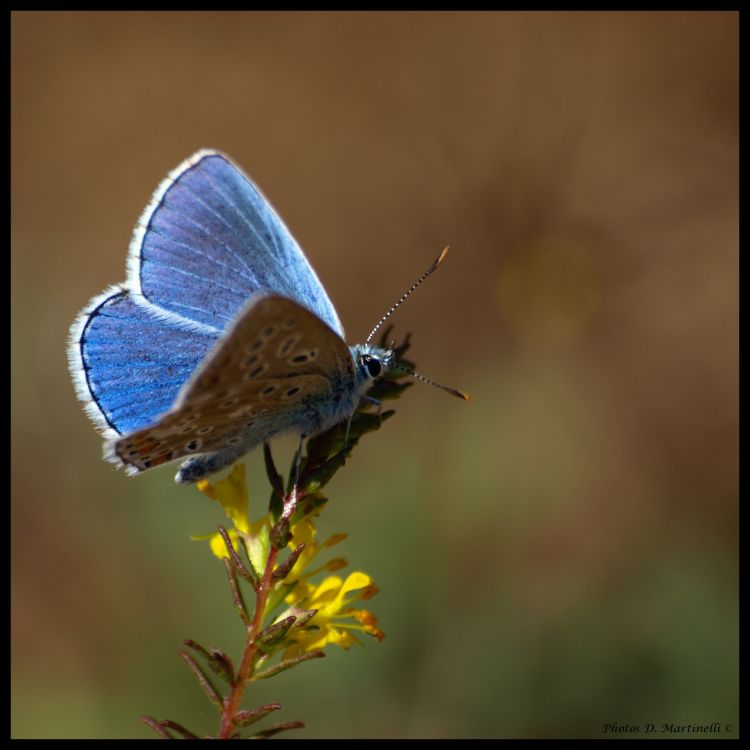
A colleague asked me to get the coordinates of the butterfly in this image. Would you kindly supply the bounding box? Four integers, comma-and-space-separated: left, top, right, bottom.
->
68, 150, 465, 484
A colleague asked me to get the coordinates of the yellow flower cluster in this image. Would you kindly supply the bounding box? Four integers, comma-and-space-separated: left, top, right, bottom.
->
193, 464, 384, 658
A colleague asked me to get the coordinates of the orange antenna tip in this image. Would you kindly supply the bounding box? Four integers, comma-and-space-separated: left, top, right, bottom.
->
434, 246, 449, 269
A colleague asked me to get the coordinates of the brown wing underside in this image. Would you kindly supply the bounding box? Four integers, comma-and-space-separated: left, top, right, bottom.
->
112, 295, 354, 473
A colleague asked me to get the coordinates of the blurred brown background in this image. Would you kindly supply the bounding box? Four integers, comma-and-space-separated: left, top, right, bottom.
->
11, 11, 738, 739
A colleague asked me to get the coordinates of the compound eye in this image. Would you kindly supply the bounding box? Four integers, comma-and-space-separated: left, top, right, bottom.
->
363, 354, 382, 378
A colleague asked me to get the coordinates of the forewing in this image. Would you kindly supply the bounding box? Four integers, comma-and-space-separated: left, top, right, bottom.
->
128, 150, 345, 335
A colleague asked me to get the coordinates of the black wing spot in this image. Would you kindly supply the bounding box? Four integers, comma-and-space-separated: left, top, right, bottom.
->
280, 338, 297, 355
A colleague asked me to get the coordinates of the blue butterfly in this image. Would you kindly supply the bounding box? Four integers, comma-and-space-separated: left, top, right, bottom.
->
68, 150, 462, 484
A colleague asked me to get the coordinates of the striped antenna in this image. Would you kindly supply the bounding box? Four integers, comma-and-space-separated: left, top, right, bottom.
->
365, 247, 450, 345
392, 363, 471, 401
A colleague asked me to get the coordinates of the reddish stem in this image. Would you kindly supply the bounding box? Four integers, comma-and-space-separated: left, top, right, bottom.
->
217, 488, 299, 739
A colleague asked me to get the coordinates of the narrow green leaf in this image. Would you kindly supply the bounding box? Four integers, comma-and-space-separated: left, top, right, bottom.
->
183, 639, 235, 684
233, 703, 282, 728
303, 425, 340, 470
257, 615, 297, 646
223, 558, 251, 627
264, 581, 297, 618
271, 543, 306, 582
269, 517, 291, 550
246, 524, 270, 579
250, 720, 305, 739
269, 491, 283, 522
288, 607, 318, 631
140, 716, 173, 739
217, 526, 257, 590
355, 410, 394, 434
158, 719, 200, 739
254, 650, 325, 680
178, 651, 223, 712
302, 449, 349, 492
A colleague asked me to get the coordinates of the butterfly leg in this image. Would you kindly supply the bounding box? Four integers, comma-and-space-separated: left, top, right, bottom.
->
343, 413, 354, 451
291, 433, 306, 490
361, 395, 384, 425
175, 444, 251, 484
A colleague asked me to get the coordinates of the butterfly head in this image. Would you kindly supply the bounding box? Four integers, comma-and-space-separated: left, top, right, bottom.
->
352, 344, 395, 383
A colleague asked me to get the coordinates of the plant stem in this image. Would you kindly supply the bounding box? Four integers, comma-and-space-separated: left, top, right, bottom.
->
217, 488, 298, 739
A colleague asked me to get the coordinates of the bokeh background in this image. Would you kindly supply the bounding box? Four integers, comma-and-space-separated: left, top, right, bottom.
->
11, 11, 738, 739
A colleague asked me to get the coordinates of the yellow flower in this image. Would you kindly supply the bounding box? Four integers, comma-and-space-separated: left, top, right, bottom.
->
282, 571, 384, 659
191, 463, 384, 661
278, 517, 348, 583
192, 463, 258, 559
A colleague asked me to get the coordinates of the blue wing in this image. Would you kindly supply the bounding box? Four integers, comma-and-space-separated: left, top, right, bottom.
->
69, 150, 344, 440
68, 287, 219, 436
127, 150, 344, 336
